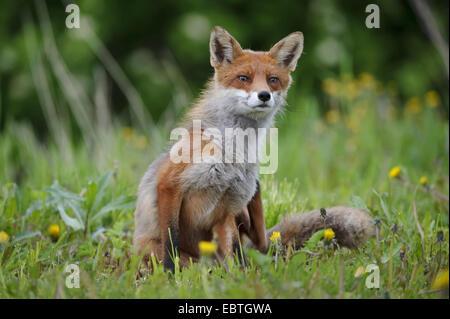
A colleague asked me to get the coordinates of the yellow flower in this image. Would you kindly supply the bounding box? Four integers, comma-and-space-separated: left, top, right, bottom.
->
270, 231, 281, 243
323, 228, 335, 241
322, 78, 340, 96
48, 224, 60, 241
134, 135, 149, 149
354, 265, 365, 277
431, 269, 449, 290
344, 82, 359, 100
358, 72, 376, 89
405, 97, 422, 115
121, 126, 134, 141
345, 117, 360, 134
198, 241, 218, 256
0, 231, 10, 244
325, 109, 340, 124
420, 176, 428, 186
354, 104, 368, 118
389, 166, 401, 179
425, 90, 440, 108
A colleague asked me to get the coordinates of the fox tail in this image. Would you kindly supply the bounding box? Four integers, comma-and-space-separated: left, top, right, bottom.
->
248, 206, 375, 251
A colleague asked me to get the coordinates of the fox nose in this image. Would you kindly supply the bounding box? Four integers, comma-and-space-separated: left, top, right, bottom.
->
257, 91, 271, 103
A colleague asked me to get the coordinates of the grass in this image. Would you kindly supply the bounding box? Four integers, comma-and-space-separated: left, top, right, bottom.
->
0, 73, 448, 298
0, 8, 449, 296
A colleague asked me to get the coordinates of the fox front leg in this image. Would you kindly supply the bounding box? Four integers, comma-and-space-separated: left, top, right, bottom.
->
244, 180, 268, 253
157, 179, 182, 273
215, 213, 247, 267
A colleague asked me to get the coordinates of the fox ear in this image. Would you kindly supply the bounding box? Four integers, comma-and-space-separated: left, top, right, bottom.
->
209, 26, 243, 68
269, 32, 304, 71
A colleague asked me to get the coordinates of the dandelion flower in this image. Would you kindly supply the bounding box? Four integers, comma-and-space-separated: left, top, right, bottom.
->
134, 135, 149, 149
323, 228, 335, 242
121, 127, 134, 141
405, 97, 422, 115
270, 231, 281, 243
322, 78, 340, 96
344, 82, 358, 100
389, 166, 401, 179
0, 231, 9, 244
420, 176, 428, 186
48, 224, 60, 241
431, 269, 449, 290
355, 104, 368, 118
354, 265, 365, 277
358, 72, 376, 89
345, 117, 360, 134
325, 109, 340, 124
425, 90, 440, 108
198, 241, 218, 256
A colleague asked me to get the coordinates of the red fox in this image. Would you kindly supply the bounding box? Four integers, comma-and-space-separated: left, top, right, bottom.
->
133, 27, 374, 271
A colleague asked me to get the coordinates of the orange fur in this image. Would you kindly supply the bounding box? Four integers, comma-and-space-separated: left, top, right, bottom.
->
134, 26, 304, 272
216, 52, 291, 92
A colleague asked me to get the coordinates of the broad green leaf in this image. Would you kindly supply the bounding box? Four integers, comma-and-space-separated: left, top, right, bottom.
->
289, 251, 307, 266
57, 204, 84, 231
85, 180, 98, 213
45, 180, 86, 224
246, 248, 272, 267
372, 189, 391, 219
90, 195, 136, 222
91, 171, 113, 213
349, 195, 370, 212
381, 242, 403, 264
45, 180, 84, 203
12, 231, 42, 243
25, 200, 43, 218
303, 229, 325, 251
91, 226, 107, 240
67, 200, 85, 223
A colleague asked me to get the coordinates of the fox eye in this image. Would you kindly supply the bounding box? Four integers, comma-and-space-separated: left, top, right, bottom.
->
268, 77, 279, 83
237, 75, 251, 82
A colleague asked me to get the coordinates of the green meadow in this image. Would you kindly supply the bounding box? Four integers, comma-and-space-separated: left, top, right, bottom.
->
0, 0, 448, 299
1, 72, 448, 298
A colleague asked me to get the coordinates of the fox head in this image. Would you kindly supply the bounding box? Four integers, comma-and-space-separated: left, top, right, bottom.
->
209, 26, 303, 121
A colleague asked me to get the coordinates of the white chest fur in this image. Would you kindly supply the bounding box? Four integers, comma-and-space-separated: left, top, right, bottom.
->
180, 161, 258, 211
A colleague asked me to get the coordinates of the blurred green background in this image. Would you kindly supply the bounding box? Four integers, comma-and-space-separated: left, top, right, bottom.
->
1, 0, 448, 129
0, 0, 448, 188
